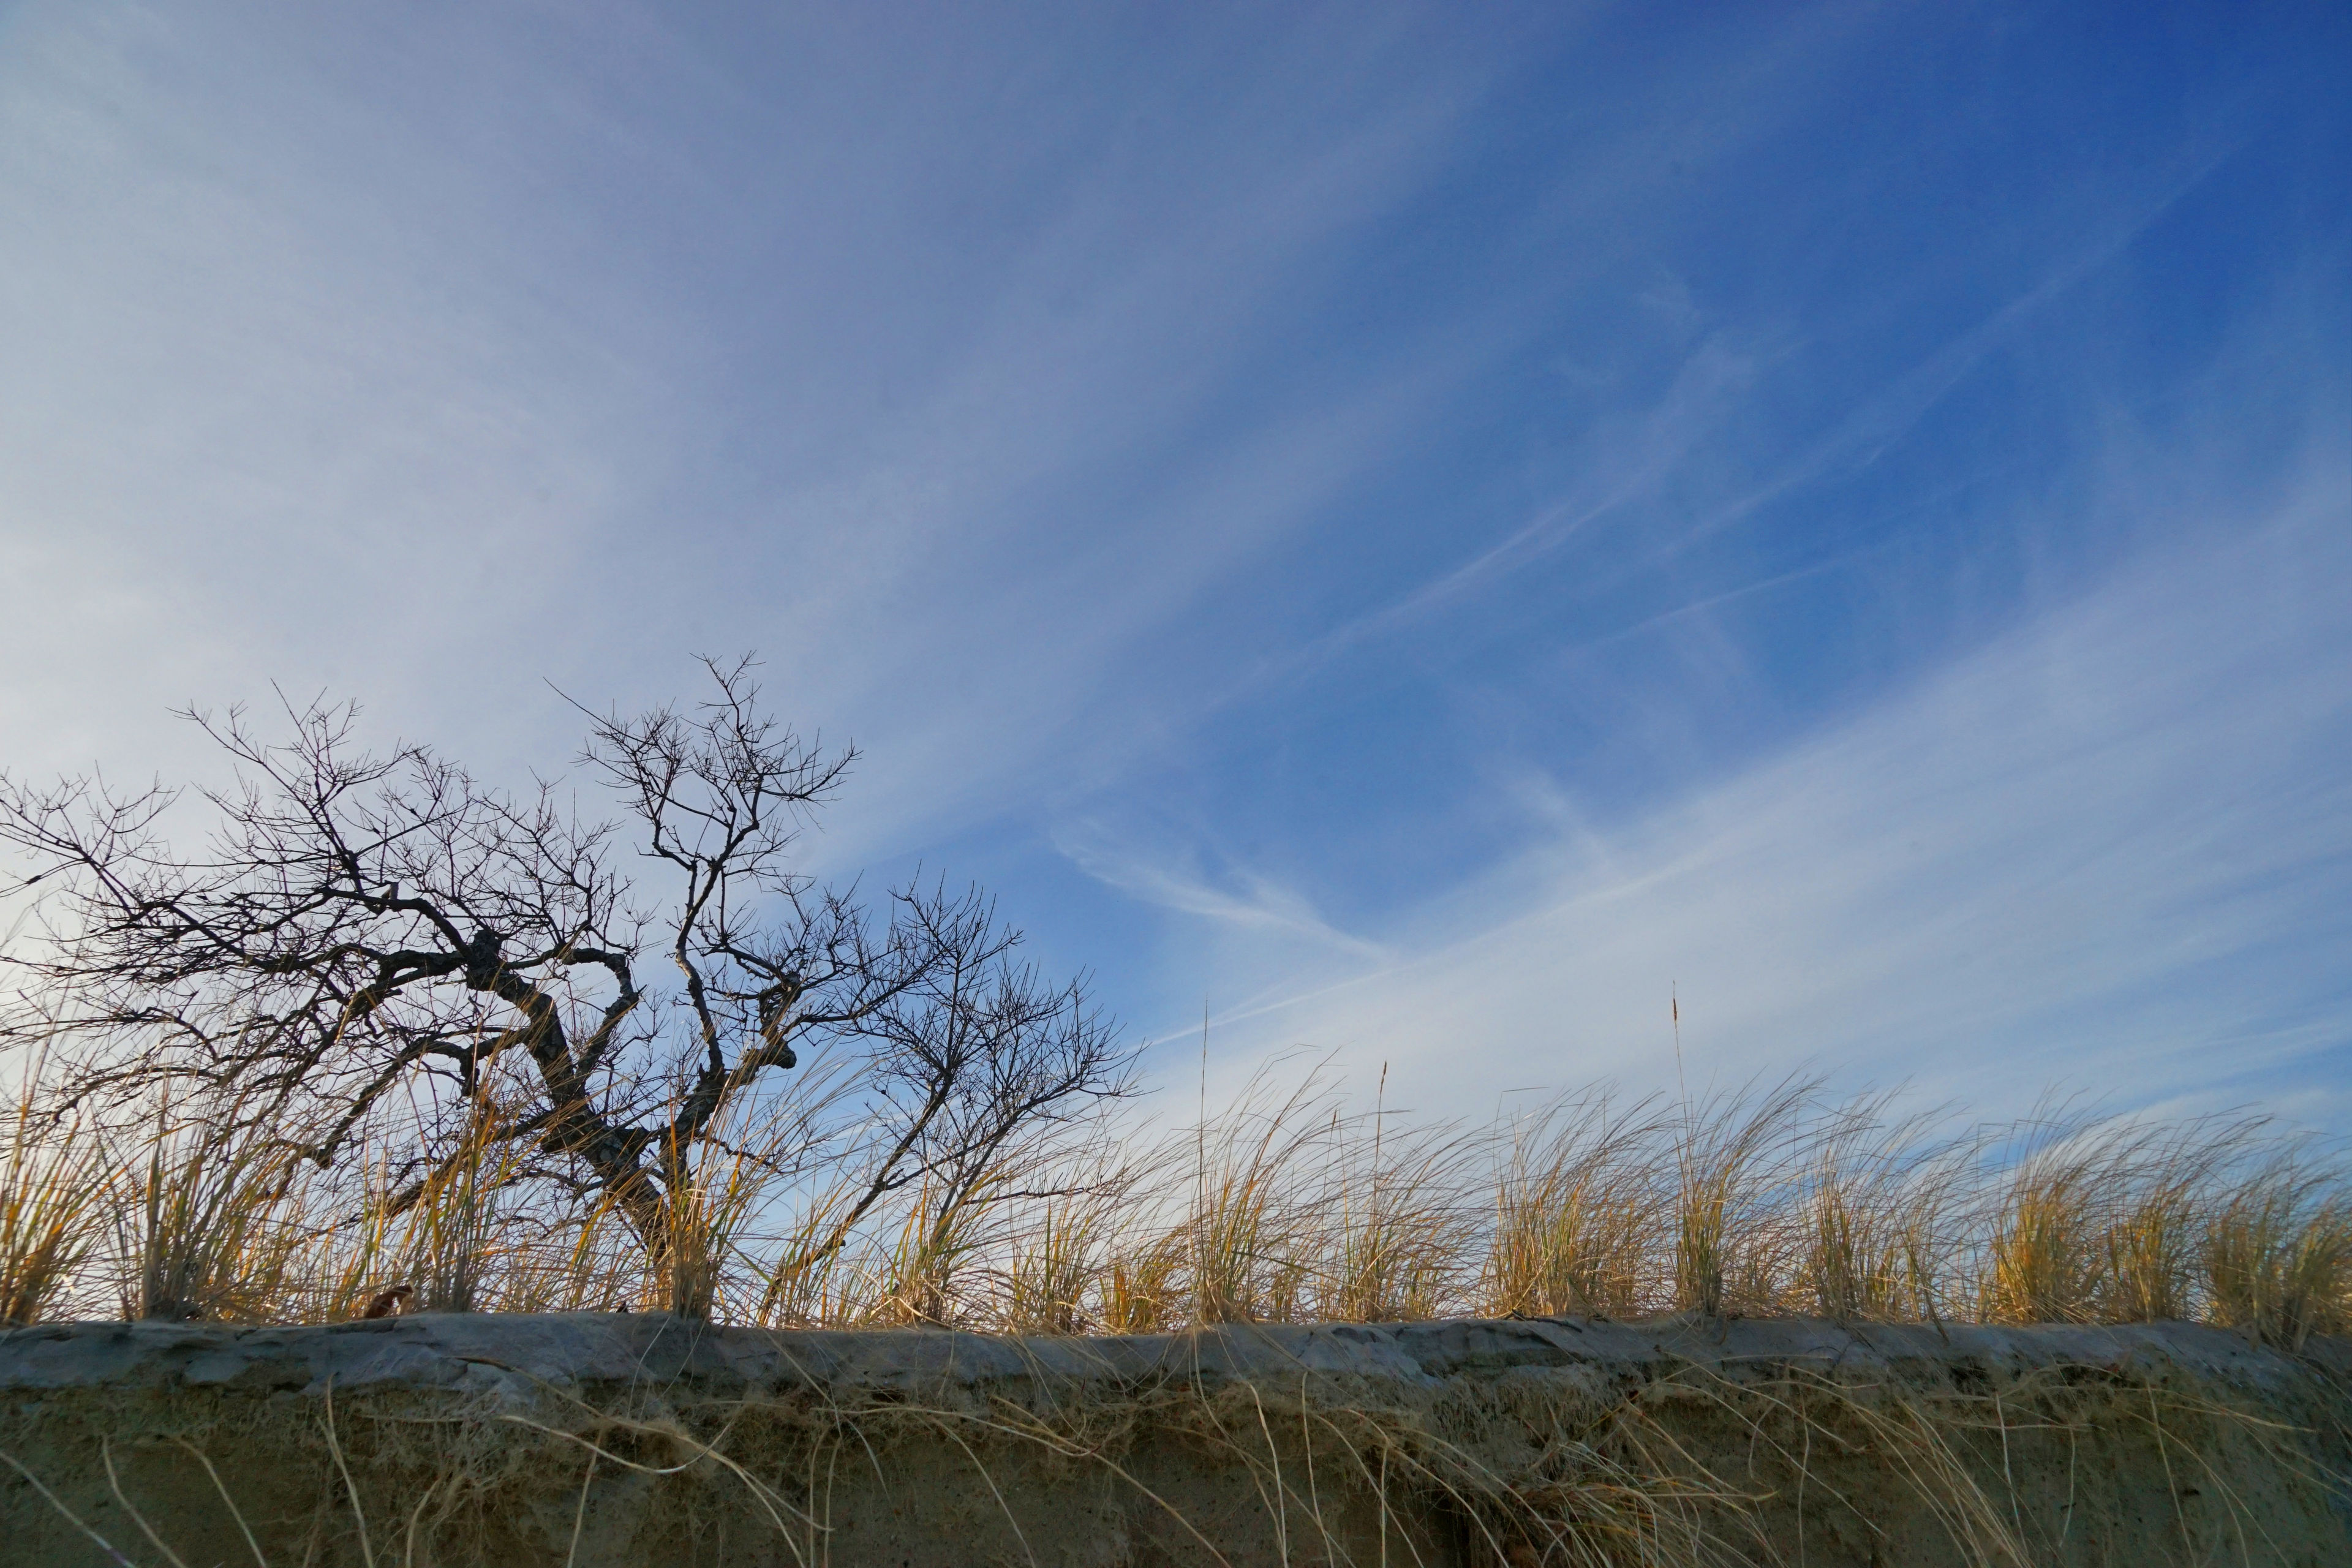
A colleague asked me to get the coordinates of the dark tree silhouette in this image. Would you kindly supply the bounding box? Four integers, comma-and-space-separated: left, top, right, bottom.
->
0, 657, 1131, 1257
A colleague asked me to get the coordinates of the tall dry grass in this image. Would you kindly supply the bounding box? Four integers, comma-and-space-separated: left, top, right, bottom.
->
1976, 1105, 2120, 1325
652, 1108, 798, 1321
393, 1104, 528, 1314
1314, 1101, 1483, 1324
0, 1058, 2344, 1339
2203, 1148, 2352, 1349
1001, 1191, 1107, 1333
1181, 1069, 1328, 1325
2097, 1116, 2253, 1324
1796, 1094, 1964, 1323
1485, 1091, 1667, 1317
111, 1095, 308, 1322
998, 1139, 1140, 1333
0, 1085, 107, 1324
1668, 1077, 1813, 1316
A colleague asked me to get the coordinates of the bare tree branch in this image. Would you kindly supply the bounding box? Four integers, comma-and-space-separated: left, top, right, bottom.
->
0, 656, 1136, 1266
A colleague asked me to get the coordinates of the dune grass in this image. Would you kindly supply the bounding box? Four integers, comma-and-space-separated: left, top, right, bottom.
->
112, 1093, 309, 1323
1, 1057, 2348, 1568
0, 1082, 105, 1325
0, 1052, 2344, 1346
1486, 1090, 1668, 1319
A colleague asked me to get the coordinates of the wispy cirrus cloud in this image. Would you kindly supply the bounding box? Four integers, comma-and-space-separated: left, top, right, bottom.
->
3, 1, 2343, 1134
1054, 821, 1392, 976
1161, 465, 2351, 1123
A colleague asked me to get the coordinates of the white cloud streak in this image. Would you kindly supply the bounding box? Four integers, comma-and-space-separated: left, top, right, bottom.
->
0, 1, 1503, 839
4, 1, 2340, 1144
1167, 470, 2352, 1125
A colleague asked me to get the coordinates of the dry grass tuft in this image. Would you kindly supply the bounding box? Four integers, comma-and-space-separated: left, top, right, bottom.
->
654, 1115, 785, 1321
111, 1094, 306, 1323
1486, 1090, 1667, 1318
997, 1139, 1140, 1334
1669, 1076, 1812, 1317
0, 1082, 105, 1325
1976, 1106, 2116, 1326
2204, 1148, 2352, 1349
1182, 1069, 1327, 1325
1314, 1100, 1483, 1324
1101, 1226, 1186, 1333
2097, 1117, 2251, 1324
1796, 1093, 1964, 1323
1000, 1191, 1104, 1334
393, 1103, 527, 1314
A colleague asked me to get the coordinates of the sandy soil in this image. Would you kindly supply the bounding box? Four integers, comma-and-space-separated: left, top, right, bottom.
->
1, 1313, 2346, 1565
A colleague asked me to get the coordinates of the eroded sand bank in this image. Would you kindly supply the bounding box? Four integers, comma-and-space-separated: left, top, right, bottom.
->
2, 1314, 2346, 1565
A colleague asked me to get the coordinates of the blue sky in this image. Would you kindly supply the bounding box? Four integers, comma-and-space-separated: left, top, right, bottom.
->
2, 2, 2345, 1126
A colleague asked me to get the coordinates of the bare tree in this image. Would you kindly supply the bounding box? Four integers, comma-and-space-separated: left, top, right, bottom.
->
0, 657, 1133, 1265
